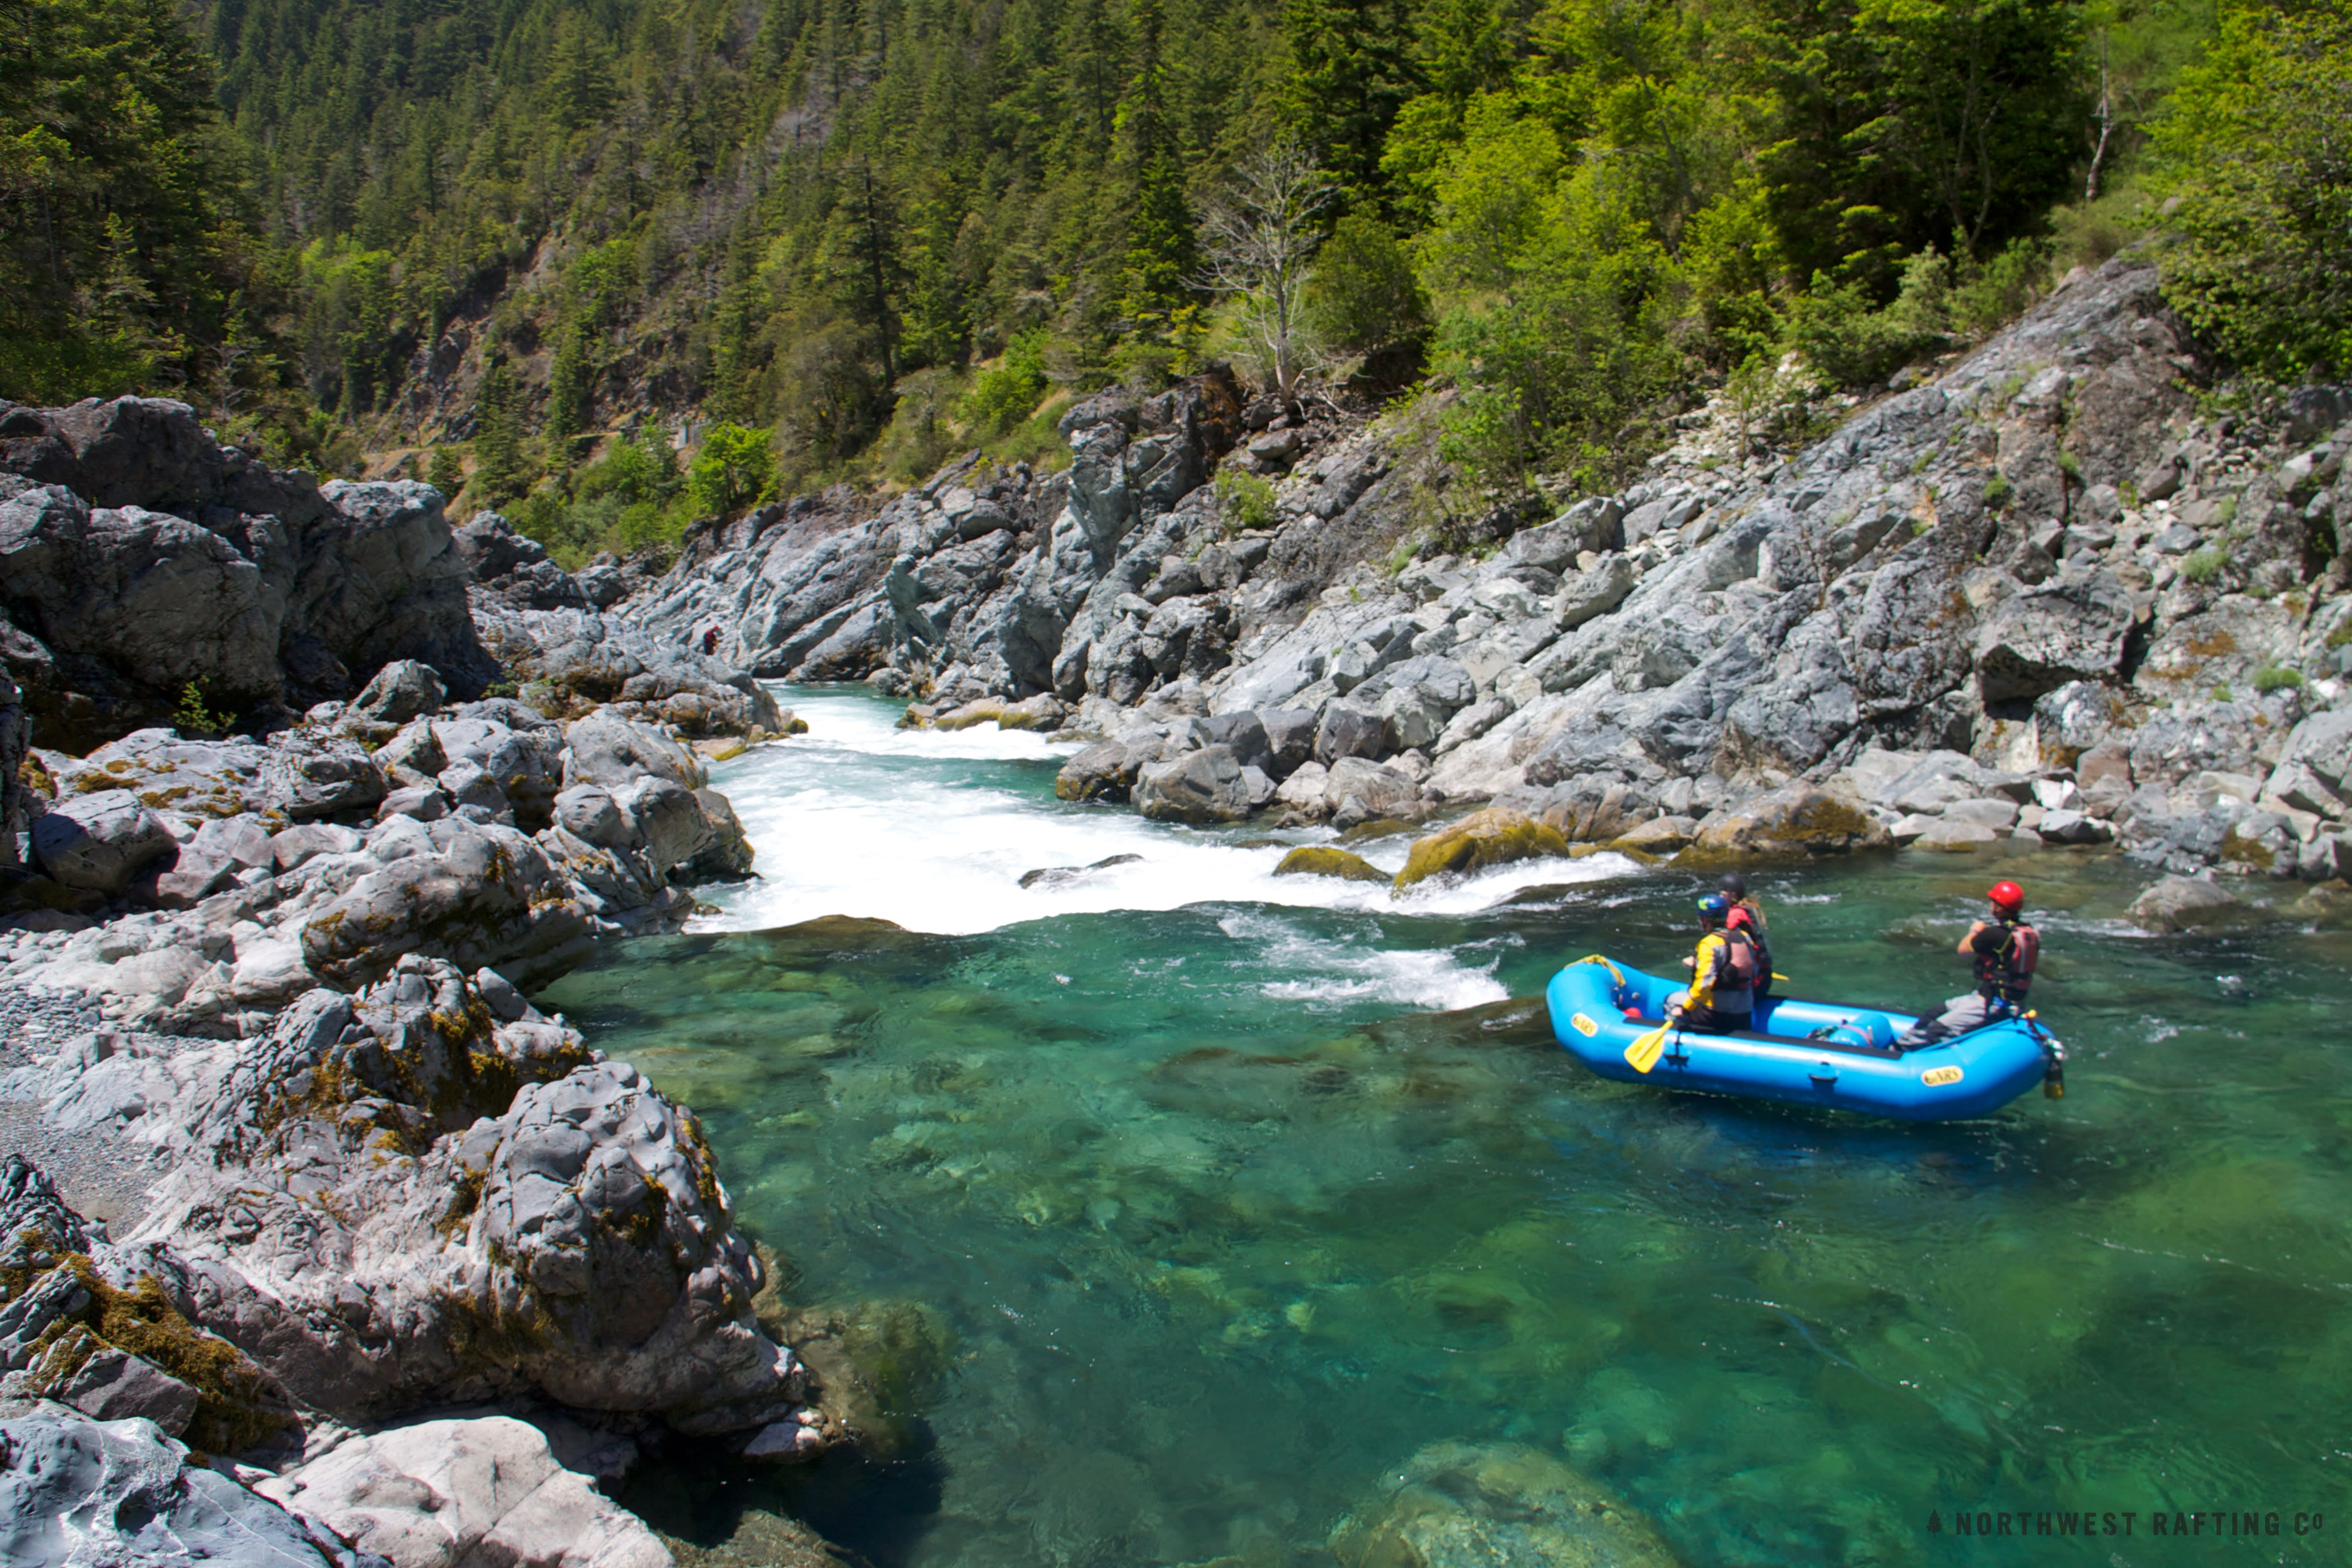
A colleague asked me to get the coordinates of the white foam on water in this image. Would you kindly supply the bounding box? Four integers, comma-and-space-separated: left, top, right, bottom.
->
1218, 911, 1512, 1011
697, 685, 1645, 938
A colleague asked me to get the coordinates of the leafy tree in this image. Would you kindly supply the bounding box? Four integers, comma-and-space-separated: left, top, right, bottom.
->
2150, 3, 2352, 377
687, 422, 778, 516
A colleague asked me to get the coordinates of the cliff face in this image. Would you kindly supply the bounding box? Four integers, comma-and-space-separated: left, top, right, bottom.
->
628, 253, 2352, 879
0, 397, 496, 752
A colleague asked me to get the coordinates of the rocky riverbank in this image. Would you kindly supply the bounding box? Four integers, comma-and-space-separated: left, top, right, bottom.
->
618, 253, 2352, 897
0, 400, 871, 1566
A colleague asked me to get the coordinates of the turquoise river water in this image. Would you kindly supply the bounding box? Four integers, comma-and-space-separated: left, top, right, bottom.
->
539, 686, 2352, 1568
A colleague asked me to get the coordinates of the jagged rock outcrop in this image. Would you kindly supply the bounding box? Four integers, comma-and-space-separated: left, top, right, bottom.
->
0, 397, 495, 750
2, 704, 746, 1028
58, 959, 821, 1444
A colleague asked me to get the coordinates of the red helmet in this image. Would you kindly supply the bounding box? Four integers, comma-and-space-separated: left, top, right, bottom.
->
1987, 881, 2025, 914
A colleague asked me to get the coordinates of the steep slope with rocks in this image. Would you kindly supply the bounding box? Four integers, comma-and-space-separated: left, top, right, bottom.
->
630, 252, 2352, 883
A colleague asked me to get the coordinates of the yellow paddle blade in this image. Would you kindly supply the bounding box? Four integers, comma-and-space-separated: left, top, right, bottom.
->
1771, 973, 1789, 981
1624, 1023, 1671, 1074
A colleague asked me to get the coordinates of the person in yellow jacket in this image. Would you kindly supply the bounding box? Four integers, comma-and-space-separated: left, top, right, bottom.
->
1668, 893, 1760, 1034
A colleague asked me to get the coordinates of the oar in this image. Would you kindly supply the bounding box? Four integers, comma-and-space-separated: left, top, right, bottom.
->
1624, 1021, 1676, 1074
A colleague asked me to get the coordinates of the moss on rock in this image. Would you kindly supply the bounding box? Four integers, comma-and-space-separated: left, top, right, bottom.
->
1393, 809, 1570, 889
1274, 846, 1392, 883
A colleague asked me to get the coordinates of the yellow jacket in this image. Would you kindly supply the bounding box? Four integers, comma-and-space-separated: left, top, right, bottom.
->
1688, 929, 1756, 1011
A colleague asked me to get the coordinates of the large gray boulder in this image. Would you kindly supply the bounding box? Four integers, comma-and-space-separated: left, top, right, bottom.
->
2127, 875, 2256, 933
452, 511, 588, 611
29, 790, 176, 894
1321, 756, 1420, 828
0, 1409, 367, 1568
1353, 655, 1474, 752
298, 818, 593, 990
351, 659, 446, 725
2264, 708, 2352, 819
1133, 744, 1251, 823
1054, 738, 1153, 803
562, 712, 700, 792
0, 491, 284, 717
257, 1417, 668, 1568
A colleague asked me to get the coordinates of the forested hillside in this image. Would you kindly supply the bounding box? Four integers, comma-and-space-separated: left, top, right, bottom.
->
5, 0, 2348, 559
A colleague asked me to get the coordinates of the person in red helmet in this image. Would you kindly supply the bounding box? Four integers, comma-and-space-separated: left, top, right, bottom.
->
1897, 880, 2041, 1048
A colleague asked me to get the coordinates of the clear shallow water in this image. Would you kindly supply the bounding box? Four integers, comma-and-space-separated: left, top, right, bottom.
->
542, 687, 2352, 1567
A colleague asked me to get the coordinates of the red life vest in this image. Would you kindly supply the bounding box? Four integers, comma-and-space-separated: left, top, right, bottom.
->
1973, 920, 2039, 1003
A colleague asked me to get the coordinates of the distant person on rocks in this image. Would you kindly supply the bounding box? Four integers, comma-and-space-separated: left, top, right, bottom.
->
1667, 894, 1759, 1035
701, 627, 719, 657
1897, 881, 2040, 1048
1717, 870, 1772, 1003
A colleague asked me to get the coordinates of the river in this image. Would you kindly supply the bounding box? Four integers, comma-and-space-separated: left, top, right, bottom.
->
538, 685, 2349, 1568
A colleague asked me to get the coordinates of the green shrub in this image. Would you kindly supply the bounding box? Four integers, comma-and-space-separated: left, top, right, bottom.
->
173, 682, 230, 737
1982, 474, 2015, 510
1213, 466, 1278, 533
576, 430, 682, 507
961, 331, 1051, 437
1305, 214, 1429, 358
2180, 545, 2227, 583
2253, 662, 2304, 693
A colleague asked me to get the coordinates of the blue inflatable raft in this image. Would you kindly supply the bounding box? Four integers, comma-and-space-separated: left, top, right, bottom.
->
1545, 956, 2063, 1122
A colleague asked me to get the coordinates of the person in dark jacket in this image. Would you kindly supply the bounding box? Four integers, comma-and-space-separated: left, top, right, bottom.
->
1717, 871, 1772, 1002
1897, 881, 2041, 1048
701, 626, 719, 657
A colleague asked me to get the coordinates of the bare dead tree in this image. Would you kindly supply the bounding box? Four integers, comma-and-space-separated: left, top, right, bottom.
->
1197, 140, 1335, 400
2084, 25, 2114, 202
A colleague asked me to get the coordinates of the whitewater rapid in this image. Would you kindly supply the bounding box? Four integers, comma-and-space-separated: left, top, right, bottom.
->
692, 685, 1642, 1009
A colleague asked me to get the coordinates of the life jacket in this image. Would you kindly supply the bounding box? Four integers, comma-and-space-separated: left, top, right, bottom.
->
1726, 903, 1772, 995
1701, 926, 1760, 1013
1973, 919, 2039, 1003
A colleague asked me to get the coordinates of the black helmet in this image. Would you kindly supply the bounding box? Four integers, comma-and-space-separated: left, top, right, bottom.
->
1716, 871, 1748, 898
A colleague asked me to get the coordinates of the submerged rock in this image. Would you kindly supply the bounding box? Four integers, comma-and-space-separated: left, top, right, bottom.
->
1394, 808, 1570, 889
1019, 853, 1143, 889
2127, 875, 2256, 933
1327, 1441, 1682, 1568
